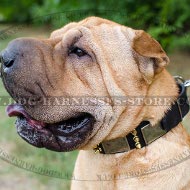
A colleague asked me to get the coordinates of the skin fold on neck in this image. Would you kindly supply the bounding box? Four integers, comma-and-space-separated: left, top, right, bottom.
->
74, 69, 190, 181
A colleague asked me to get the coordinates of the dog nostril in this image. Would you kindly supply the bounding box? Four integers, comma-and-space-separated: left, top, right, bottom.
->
5, 59, 15, 67
1, 56, 15, 68
0, 55, 2, 64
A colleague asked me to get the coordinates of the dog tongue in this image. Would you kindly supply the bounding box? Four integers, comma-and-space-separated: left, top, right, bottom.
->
6, 104, 46, 128
7, 104, 29, 117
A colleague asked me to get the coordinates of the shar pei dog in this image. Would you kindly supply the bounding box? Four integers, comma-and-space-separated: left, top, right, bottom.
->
1, 17, 190, 190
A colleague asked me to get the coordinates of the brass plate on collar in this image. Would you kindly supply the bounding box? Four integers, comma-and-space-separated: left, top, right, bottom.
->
141, 123, 167, 145
101, 137, 130, 154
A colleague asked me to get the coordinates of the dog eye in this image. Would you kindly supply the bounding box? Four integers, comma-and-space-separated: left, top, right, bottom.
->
69, 46, 87, 57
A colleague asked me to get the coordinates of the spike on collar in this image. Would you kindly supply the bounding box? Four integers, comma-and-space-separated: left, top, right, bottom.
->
93, 81, 190, 154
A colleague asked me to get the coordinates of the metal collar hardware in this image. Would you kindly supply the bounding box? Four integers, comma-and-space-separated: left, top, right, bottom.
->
184, 80, 190, 87
93, 76, 190, 154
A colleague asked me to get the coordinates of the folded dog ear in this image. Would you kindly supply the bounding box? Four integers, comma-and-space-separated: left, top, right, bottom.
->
132, 30, 169, 84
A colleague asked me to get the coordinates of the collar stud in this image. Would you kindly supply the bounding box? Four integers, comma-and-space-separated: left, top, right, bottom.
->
93, 144, 102, 153
131, 129, 142, 149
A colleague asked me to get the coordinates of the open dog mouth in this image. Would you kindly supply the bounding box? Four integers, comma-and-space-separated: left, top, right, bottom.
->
6, 104, 95, 152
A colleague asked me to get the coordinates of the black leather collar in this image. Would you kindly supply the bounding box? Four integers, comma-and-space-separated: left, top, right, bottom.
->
94, 80, 190, 154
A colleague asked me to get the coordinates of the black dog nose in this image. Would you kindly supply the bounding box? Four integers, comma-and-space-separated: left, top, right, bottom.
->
0, 53, 15, 68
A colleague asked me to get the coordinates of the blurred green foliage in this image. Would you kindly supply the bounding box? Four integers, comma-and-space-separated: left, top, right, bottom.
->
0, 1, 190, 189
0, 0, 190, 51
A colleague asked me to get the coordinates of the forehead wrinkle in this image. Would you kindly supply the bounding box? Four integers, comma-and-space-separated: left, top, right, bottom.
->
50, 22, 78, 38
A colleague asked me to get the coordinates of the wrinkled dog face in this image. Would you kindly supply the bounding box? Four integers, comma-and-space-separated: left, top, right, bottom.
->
0, 17, 168, 152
